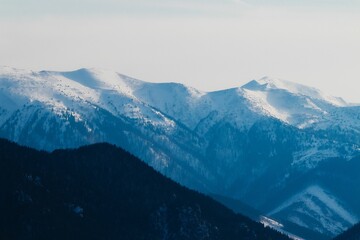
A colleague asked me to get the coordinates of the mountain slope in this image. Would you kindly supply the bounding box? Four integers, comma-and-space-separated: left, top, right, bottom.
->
0, 138, 291, 240
0, 66, 215, 193
1, 66, 360, 237
334, 222, 360, 240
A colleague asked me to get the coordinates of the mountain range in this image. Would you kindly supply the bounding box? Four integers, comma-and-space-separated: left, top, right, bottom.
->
1, 66, 360, 238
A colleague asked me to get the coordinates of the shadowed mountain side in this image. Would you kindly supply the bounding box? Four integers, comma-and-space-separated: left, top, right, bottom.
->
0, 138, 290, 240
334, 222, 360, 240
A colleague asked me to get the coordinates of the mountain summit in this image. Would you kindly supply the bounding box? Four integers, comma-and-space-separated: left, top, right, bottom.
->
243, 76, 347, 107
239, 76, 349, 127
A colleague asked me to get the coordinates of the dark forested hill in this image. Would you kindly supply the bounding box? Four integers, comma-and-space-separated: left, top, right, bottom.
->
334, 223, 360, 240
0, 138, 290, 240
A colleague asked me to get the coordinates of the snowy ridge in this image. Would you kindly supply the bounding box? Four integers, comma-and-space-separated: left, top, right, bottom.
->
255, 77, 347, 107
268, 185, 358, 235
0, 67, 178, 129
240, 77, 353, 129
0, 66, 356, 132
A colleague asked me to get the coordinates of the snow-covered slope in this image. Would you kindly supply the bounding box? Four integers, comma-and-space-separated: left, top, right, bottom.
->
240, 77, 349, 128
1, 66, 360, 238
252, 77, 347, 107
268, 185, 358, 236
0, 66, 215, 192
133, 75, 358, 134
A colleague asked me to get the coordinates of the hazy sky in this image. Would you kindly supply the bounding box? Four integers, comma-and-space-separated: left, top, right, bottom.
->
1, 0, 360, 102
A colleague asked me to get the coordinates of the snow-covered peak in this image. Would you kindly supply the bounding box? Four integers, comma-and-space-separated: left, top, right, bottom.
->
243, 77, 347, 107
53, 68, 144, 96
236, 77, 352, 127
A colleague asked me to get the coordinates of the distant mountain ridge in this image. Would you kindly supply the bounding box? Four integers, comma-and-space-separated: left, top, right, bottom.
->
1, 66, 360, 237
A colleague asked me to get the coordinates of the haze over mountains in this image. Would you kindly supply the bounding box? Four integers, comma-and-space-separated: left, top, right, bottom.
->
1, 66, 360, 238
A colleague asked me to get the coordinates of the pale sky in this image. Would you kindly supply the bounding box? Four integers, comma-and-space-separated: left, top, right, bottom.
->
1, 0, 360, 102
